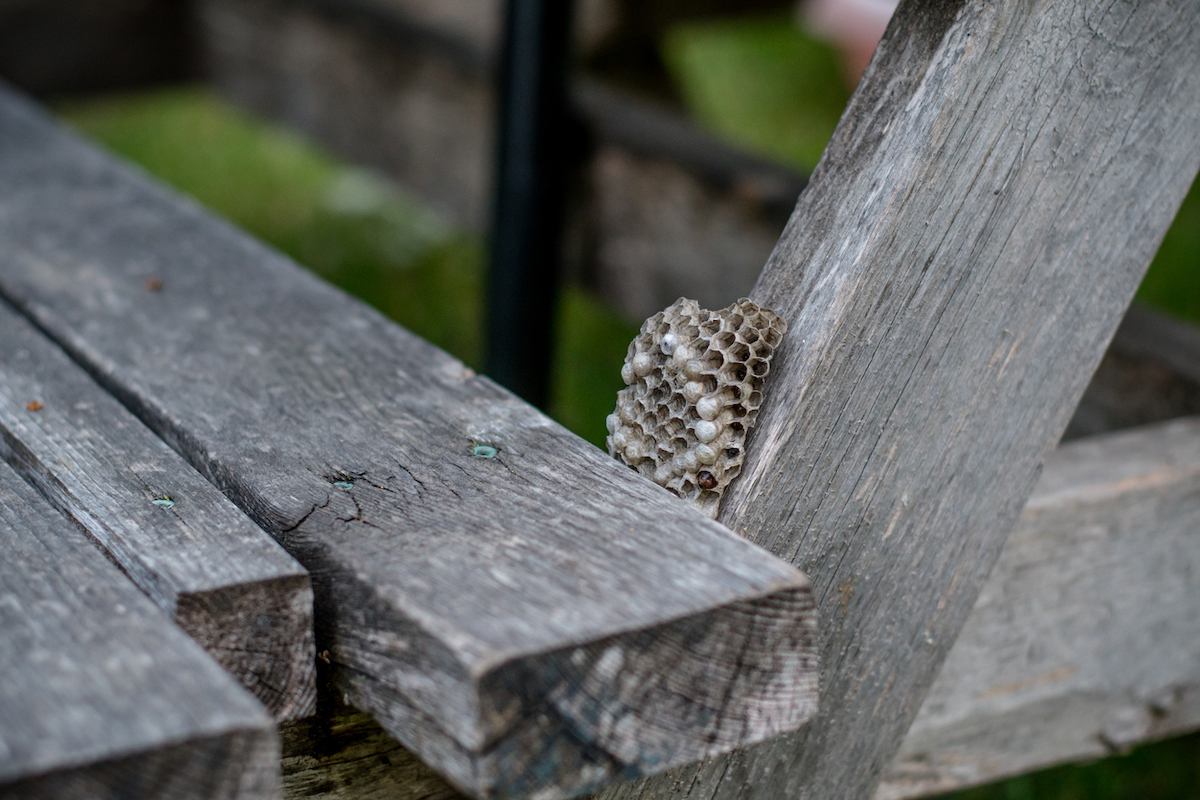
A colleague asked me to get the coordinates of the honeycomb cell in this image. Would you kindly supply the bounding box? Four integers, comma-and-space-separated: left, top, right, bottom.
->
606, 297, 788, 519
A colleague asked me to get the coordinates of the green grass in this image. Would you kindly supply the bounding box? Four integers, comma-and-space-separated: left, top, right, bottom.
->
662, 17, 849, 173
57, 86, 1200, 799
1137, 176, 1200, 325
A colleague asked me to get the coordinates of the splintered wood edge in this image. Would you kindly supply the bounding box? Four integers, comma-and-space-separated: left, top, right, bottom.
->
341, 582, 818, 799
175, 575, 318, 722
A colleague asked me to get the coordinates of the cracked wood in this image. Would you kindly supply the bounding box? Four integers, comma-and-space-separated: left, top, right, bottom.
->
0, 458, 279, 798
596, 0, 1200, 798
0, 87, 818, 799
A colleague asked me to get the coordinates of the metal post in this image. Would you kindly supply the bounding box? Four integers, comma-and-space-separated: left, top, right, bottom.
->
485, 0, 574, 407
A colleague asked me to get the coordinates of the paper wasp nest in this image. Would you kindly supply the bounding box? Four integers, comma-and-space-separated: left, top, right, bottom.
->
607, 297, 787, 518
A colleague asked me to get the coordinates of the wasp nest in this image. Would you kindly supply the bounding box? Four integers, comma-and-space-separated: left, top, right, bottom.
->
606, 297, 787, 518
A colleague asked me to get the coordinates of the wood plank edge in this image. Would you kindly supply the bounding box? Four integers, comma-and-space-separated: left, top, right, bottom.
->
177, 574, 318, 722
0, 408, 317, 722
336, 582, 817, 799
2, 726, 281, 800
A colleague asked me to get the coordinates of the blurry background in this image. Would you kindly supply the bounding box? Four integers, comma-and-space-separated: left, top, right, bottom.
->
2, 1, 1196, 797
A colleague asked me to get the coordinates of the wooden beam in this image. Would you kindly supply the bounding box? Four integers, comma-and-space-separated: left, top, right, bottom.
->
0, 458, 279, 798
878, 305, 1200, 796
598, 1, 1200, 798
0, 87, 819, 799
879, 415, 1200, 798
0, 301, 316, 721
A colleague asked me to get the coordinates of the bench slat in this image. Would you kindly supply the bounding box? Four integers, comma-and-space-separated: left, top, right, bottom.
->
0, 459, 279, 798
882, 415, 1200, 797
0, 301, 316, 721
0, 87, 818, 799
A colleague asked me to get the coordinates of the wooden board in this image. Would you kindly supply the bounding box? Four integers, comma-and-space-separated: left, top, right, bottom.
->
597, 1, 1200, 798
0, 87, 819, 799
0, 458, 279, 798
0, 301, 315, 721
881, 416, 1200, 797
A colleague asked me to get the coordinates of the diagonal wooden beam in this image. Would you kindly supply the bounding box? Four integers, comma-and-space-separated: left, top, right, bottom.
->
598, 0, 1200, 798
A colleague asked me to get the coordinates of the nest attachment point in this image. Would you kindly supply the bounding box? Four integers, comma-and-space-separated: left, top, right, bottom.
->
607, 297, 787, 519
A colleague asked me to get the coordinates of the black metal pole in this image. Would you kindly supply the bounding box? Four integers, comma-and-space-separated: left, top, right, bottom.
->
485, 0, 574, 407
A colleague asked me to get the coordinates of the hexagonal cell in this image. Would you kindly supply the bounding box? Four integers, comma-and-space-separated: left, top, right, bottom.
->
606, 297, 788, 520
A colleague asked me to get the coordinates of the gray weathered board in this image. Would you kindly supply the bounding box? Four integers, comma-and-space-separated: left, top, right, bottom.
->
598, 0, 1200, 798
0, 458, 279, 799
0, 301, 316, 721
878, 415, 1200, 798
0, 87, 819, 799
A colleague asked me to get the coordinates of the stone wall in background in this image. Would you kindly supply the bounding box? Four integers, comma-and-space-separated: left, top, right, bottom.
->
197, 0, 807, 321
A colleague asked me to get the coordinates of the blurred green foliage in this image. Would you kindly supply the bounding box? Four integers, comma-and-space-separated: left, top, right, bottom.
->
57, 88, 638, 449
662, 16, 849, 173
940, 732, 1200, 800
1137, 177, 1200, 325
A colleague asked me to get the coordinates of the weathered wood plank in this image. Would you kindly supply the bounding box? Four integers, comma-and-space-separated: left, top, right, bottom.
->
0, 301, 316, 721
598, 1, 1200, 798
0, 458, 280, 798
0, 87, 819, 799
248, 306, 1200, 797
880, 415, 1200, 797
274, 419, 1200, 799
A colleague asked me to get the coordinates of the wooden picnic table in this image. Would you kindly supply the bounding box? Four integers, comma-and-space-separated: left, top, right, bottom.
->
0, 0, 1198, 798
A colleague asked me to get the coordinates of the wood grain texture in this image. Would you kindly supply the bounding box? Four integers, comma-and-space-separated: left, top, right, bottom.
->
598, 1, 1200, 798
0, 458, 279, 799
0, 301, 316, 721
881, 416, 1200, 798
0, 88, 819, 799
